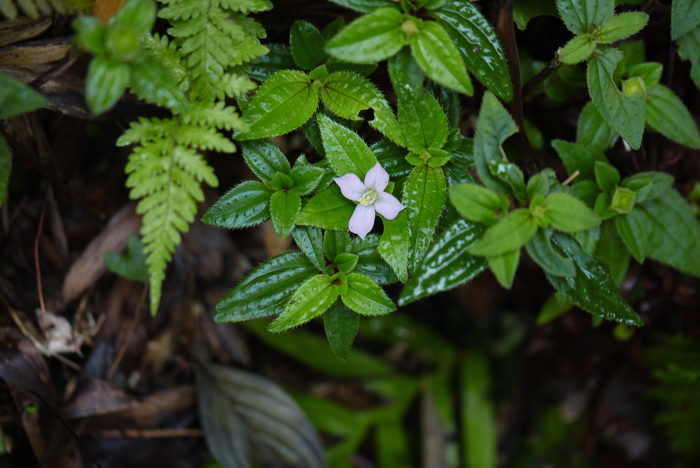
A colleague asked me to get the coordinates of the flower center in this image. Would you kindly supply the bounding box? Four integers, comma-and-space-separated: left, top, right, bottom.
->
359, 188, 379, 206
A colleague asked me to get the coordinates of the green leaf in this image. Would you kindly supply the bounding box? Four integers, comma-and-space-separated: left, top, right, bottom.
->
552, 139, 608, 181
290, 21, 328, 70
324, 230, 352, 261
410, 20, 473, 95
341, 273, 396, 315
526, 169, 556, 199
0, 137, 9, 207
628, 62, 663, 91
128, 54, 185, 112
514, 0, 558, 30
469, 209, 537, 256
372, 139, 414, 179
472, 92, 519, 194
671, 0, 700, 39
270, 190, 301, 238
72, 16, 107, 56
328, 0, 398, 13
594, 219, 630, 285
621, 171, 673, 203
347, 235, 396, 285
488, 161, 527, 202
646, 84, 700, 149
237, 70, 319, 140
525, 230, 575, 277
317, 113, 377, 176
112, 0, 156, 35
325, 8, 407, 63
487, 248, 520, 289
379, 210, 410, 282
202, 180, 271, 228
449, 183, 503, 225
593, 12, 648, 44
559, 34, 596, 64
215, 252, 317, 322
433, 1, 513, 101
614, 209, 649, 262
399, 219, 486, 305
556, 0, 614, 34
292, 226, 326, 271
546, 233, 642, 325
323, 302, 359, 360
104, 235, 148, 282
636, 188, 700, 278
461, 353, 497, 468
295, 185, 356, 230
321, 70, 378, 121
289, 165, 325, 196
0, 74, 46, 119
575, 101, 617, 152
242, 141, 291, 182
676, 26, 700, 89
270, 172, 295, 191
544, 192, 601, 232
249, 43, 296, 82
85, 55, 130, 114
587, 48, 646, 149
398, 88, 448, 152
270, 274, 339, 332
334, 253, 359, 274
388, 47, 426, 105
594, 161, 620, 192
404, 166, 447, 271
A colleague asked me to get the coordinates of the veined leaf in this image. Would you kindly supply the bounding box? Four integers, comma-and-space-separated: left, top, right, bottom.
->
593, 12, 648, 45
292, 226, 326, 271
215, 252, 317, 322
544, 192, 600, 232
559, 34, 596, 64
388, 47, 426, 106
317, 113, 377, 176
404, 166, 447, 271
289, 165, 325, 196
449, 183, 503, 225
398, 88, 449, 152
328, 0, 399, 13
86, 56, 130, 114
242, 141, 291, 181
671, 0, 700, 39
350, 235, 397, 285
323, 302, 359, 360
290, 21, 327, 70
342, 273, 396, 315
295, 185, 356, 230
556, 0, 614, 34
270, 274, 339, 332
202, 180, 271, 228
525, 229, 575, 277
399, 219, 486, 305
646, 84, 700, 149
379, 210, 410, 282
270, 190, 301, 238
469, 209, 537, 256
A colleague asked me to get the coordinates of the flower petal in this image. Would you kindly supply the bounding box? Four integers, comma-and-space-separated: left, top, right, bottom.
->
363, 163, 389, 192
374, 192, 405, 220
348, 204, 376, 239
334, 173, 365, 201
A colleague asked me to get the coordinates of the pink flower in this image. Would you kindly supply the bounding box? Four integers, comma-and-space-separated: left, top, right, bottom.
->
334, 163, 405, 239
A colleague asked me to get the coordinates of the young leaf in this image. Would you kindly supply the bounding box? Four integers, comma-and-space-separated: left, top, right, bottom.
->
242, 141, 291, 181
614, 209, 649, 263
399, 219, 486, 305
86, 56, 130, 114
290, 21, 328, 70
449, 183, 503, 225
552, 139, 609, 181
544, 192, 601, 232
628, 62, 663, 91
237, 70, 318, 140
289, 165, 325, 196
293, 226, 325, 271
546, 233, 642, 325
215, 252, 317, 322
487, 248, 520, 289
295, 185, 356, 230
410, 20, 473, 95
325, 8, 407, 63
379, 210, 410, 282
556, 0, 614, 34
0, 73, 47, 119
559, 34, 596, 64
317, 114, 377, 176
335, 252, 359, 274
202, 180, 271, 228
324, 230, 352, 261
270, 190, 302, 238
398, 88, 449, 152
576, 101, 617, 152
404, 166, 447, 271
323, 302, 359, 360
433, 0, 513, 101
104, 235, 148, 282
269, 274, 339, 332
594, 161, 620, 192
525, 229, 575, 277
671, 0, 700, 39
341, 273, 396, 315
593, 12, 648, 44
646, 84, 700, 149
469, 209, 537, 256
587, 48, 646, 149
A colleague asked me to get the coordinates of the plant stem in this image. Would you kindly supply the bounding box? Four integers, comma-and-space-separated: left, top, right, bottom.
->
522, 55, 563, 98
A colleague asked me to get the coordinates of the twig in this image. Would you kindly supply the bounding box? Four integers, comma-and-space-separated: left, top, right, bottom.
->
522, 55, 563, 98
562, 170, 580, 186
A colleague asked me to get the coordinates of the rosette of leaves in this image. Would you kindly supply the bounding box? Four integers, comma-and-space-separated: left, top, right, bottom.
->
325, 0, 513, 100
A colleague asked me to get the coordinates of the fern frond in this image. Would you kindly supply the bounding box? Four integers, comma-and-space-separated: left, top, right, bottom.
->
118, 118, 178, 145
182, 101, 247, 131
0, 0, 90, 19
218, 0, 271, 14
142, 34, 189, 90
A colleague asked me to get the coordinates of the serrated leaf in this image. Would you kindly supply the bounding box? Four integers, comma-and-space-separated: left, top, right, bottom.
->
556, 0, 614, 34
646, 84, 700, 149
202, 180, 271, 228
0, 73, 47, 119
328, 0, 398, 13
270, 274, 339, 332
449, 183, 503, 225
575, 101, 617, 152
248, 43, 296, 82
325, 8, 407, 63
237, 70, 319, 140
290, 21, 327, 70
388, 47, 426, 105
86, 56, 130, 114
129, 55, 186, 112
614, 209, 648, 262
559, 34, 596, 64
270, 190, 301, 238
671, 0, 700, 39
341, 273, 395, 315
317, 113, 377, 176
587, 48, 646, 149
104, 235, 148, 282
323, 302, 359, 360
547, 233, 642, 325
379, 210, 410, 282
545, 192, 601, 232
525, 229, 575, 277
411, 20, 473, 95
487, 248, 520, 289
593, 12, 648, 44
295, 185, 356, 230
242, 141, 291, 181
372, 139, 414, 179
594, 219, 630, 285
676, 26, 700, 89
594, 161, 620, 192
215, 252, 317, 322
398, 88, 449, 152
289, 165, 325, 196
292, 226, 325, 270
469, 209, 537, 256
433, 1, 513, 100
321, 71, 380, 121
349, 235, 397, 285
404, 166, 447, 271
324, 230, 352, 261
399, 219, 486, 305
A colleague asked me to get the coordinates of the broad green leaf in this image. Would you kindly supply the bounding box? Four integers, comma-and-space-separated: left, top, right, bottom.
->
292, 226, 325, 271
295, 185, 356, 230
621, 171, 673, 203
513, 0, 558, 30
473, 92, 519, 194
104, 235, 148, 282
587, 48, 646, 149
317, 113, 377, 177
72, 16, 107, 56
335, 253, 359, 274
559, 34, 596, 64
461, 353, 497, 468
594, 161, 620, 192
350, 235, 397, 285
324, 230, 352, 261
487, 248, 520, 289
636, 188, 700, 278
321, 70, 382, 121
449, 183, 503, 225
237, 70, 318, 140
270, 190, 301, 238
342, 273, 396, 315
646, 84, 700, 149
249, 43, 296, 82
0, 137, 9, 207
398, 88, 448, 152
628, 62, 663, 90
614, 209, 648, 262
215, 252, 317, 322
410, 20, 473, 95
388, 47, 426, 105
404, 166, 447, 271
547, 233, 642, 325
202, 180, 271, 228
488, 161, 527, 202
328, 0, 399, 14
556, 0, 614, 34
290, 21, 327, 70
552, 139, 608, 181
372, 139, 414, 179
242, 141, 291, 181
671, 0, 700, 39
270, 274, 339, 332
594, 219, 630, 285
0, 73, 47, 119
525, 230, 575, 277
676, 26, 700, 89
545, 192, 601, 232
433, 1, 513, 101
469, 209, 537, 256
86, 56, 130, 114
323, 302, 359, 360
112, 0, 156, 35
399, 219, 486, 305
379, 210, 410, 282
527, 170, 557, 199
575, 101, 617, 152
325, 8, 407, 63
289, 165, 325, 196
593, 12, 648, 44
